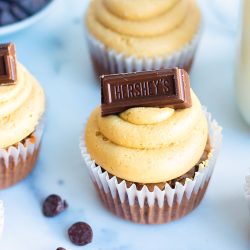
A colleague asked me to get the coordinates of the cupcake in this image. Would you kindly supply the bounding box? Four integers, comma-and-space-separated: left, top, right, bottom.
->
0, 43, 45, 189
81, 69, 222, 224
0, 201, 3, 236
85, 0, 202, 77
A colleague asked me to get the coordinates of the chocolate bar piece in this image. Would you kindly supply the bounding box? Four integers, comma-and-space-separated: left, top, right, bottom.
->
0, 43, 17, 85
101, 68, 192, 116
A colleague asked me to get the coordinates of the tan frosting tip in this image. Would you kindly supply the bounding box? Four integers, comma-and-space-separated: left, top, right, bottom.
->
120, 107, 175, 125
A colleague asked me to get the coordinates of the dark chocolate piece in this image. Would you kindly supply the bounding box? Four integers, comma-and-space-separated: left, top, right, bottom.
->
42, 194, 68, 217
68, 222, 93, 246
101, 68, 192, 116
0, 43, 17, 85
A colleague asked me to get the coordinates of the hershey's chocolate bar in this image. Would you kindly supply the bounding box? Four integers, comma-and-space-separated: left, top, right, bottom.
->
101, 68, 192, 116
0, 43, 17, 85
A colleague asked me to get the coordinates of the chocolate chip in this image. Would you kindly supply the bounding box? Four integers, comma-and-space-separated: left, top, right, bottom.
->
56, 248, 66, 250
42, 194, 68, 217
68, 222, 93, 246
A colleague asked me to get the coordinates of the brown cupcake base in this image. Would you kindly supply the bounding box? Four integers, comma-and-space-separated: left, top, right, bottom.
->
87, 136, 212, 224
0, 146, 40, 189
91, 54, 194, 78
94, 179, 210, 224
0, 128, 43, 190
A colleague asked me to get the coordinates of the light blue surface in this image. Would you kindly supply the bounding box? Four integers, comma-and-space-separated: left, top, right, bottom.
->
0, 1, 250, 249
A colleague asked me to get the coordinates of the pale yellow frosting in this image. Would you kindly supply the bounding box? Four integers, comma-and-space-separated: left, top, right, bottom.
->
120, 107, 174, 125
85, 90, 208, 183
86, 0, 201, 57
0, 63, 45, 148
103, 0, 180, 20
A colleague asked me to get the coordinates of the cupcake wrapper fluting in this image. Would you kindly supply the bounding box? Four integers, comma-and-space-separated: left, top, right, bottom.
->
0, 122, 44, 190
0, 201, 3, 236
80, 110, 222, 224
85, 27, 202, 76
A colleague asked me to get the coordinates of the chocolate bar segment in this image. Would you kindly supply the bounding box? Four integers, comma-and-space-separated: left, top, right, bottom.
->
101, 68, 192, 116
0, 43, 17, 85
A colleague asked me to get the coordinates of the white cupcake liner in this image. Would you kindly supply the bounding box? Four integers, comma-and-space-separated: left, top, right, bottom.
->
80, 110, 222, 210
0, 122, 44, 167
85, 27, 202, 75
0, 121, 44, 189
0, 201, 3, 236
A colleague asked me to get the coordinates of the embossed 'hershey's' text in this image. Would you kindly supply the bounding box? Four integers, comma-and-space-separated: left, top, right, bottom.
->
110, 76, 175, 102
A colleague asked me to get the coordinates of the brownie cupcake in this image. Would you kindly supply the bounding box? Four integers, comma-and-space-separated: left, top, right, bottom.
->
0, 201, 3, 236
0, 43, 45, 189
81, 69, 222, 224
85, 0, 202, 76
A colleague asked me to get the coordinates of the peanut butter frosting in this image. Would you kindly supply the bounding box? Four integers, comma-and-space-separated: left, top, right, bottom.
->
0, 63, 45, 149
86, 0, 201, 57
85, 90, 208, 183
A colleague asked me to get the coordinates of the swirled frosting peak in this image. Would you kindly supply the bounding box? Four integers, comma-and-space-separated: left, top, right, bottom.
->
85, 90, 208, 183
86, 0, 201, 57
0, 63, 45, 148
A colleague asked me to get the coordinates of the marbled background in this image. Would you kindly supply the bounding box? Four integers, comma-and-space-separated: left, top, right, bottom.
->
0, 0, 250, 249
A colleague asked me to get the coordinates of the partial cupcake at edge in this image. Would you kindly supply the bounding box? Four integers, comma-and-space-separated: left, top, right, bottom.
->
85, 0, 202, 76
0, 43, 45, 189
81, 68, 222, 224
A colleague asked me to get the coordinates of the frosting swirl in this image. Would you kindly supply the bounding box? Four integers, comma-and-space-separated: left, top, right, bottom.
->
86, 0, 201, 57
0, 63, 45, 148
85, 90, 208, 183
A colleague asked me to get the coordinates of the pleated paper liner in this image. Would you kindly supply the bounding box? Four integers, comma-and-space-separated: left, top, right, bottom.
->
0, 201, 3, 236
80, 110, 222, 224
0, 122, 44, 190
85, 26, 202, 77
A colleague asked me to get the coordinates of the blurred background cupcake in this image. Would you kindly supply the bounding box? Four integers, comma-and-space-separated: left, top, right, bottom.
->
85, 0, 202, 77
81, 69, 222, 224
0, 43, 45, 189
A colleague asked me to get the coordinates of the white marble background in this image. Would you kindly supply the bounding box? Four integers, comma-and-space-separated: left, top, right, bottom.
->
0, 0, 250, 249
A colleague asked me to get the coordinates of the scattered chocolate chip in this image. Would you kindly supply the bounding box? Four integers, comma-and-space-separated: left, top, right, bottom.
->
56, 248, 66, 250
42, 194, 68, 217
68, 222, 93, 246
